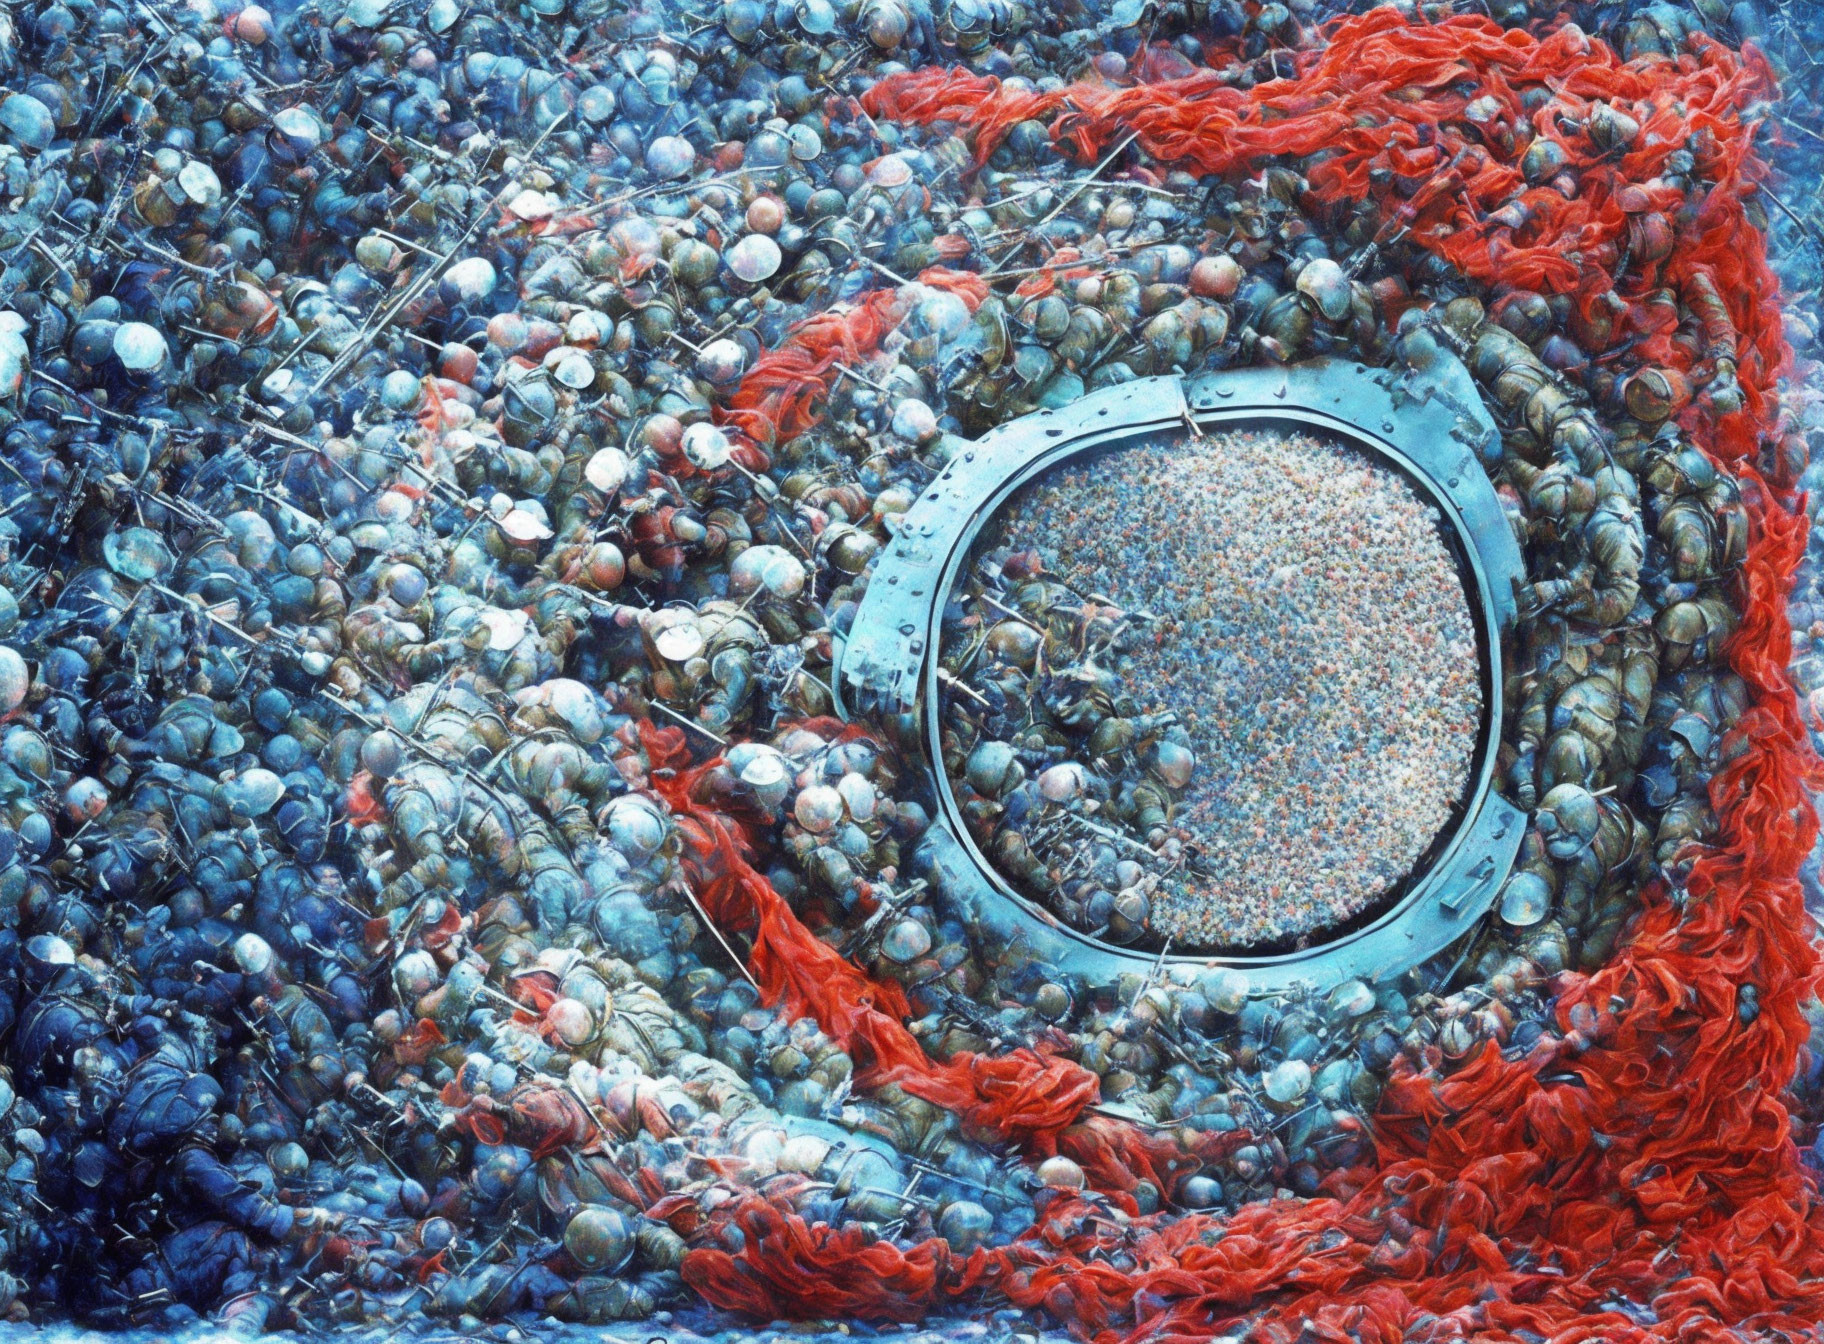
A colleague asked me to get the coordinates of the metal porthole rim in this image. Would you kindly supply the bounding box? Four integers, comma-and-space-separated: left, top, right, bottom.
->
837, 357, 1527, 996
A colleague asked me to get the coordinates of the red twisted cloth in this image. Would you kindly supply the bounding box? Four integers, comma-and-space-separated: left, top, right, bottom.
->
863, 12, 1784, 431
718, 266, 989, 446
642, 721, 1233, 1201
674, 12, 1824, 1341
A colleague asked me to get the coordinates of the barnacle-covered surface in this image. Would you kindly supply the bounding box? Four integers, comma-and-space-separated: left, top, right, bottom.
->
0, 0, 1814, 1338
939, 424, 1484, 952
0, 1314, 1075, 1342
0, 1315, 1080, 1343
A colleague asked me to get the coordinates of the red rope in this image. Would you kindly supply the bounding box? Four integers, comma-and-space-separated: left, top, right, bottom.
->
642, 722, 1235, 1199
864, 12, 1782, 425
673, 11, 1824, 1340
718, 266, 989, 447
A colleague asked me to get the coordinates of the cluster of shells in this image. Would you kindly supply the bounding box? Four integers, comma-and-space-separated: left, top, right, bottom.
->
0, 0, 1800, 1331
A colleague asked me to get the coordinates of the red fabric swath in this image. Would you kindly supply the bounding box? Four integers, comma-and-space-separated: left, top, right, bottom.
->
719, 266, 989, 447
863, 12, 1781, 427
641, 721, 1234, 1199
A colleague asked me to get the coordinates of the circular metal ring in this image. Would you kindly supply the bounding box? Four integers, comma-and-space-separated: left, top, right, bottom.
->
838, 356, 1526, 995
